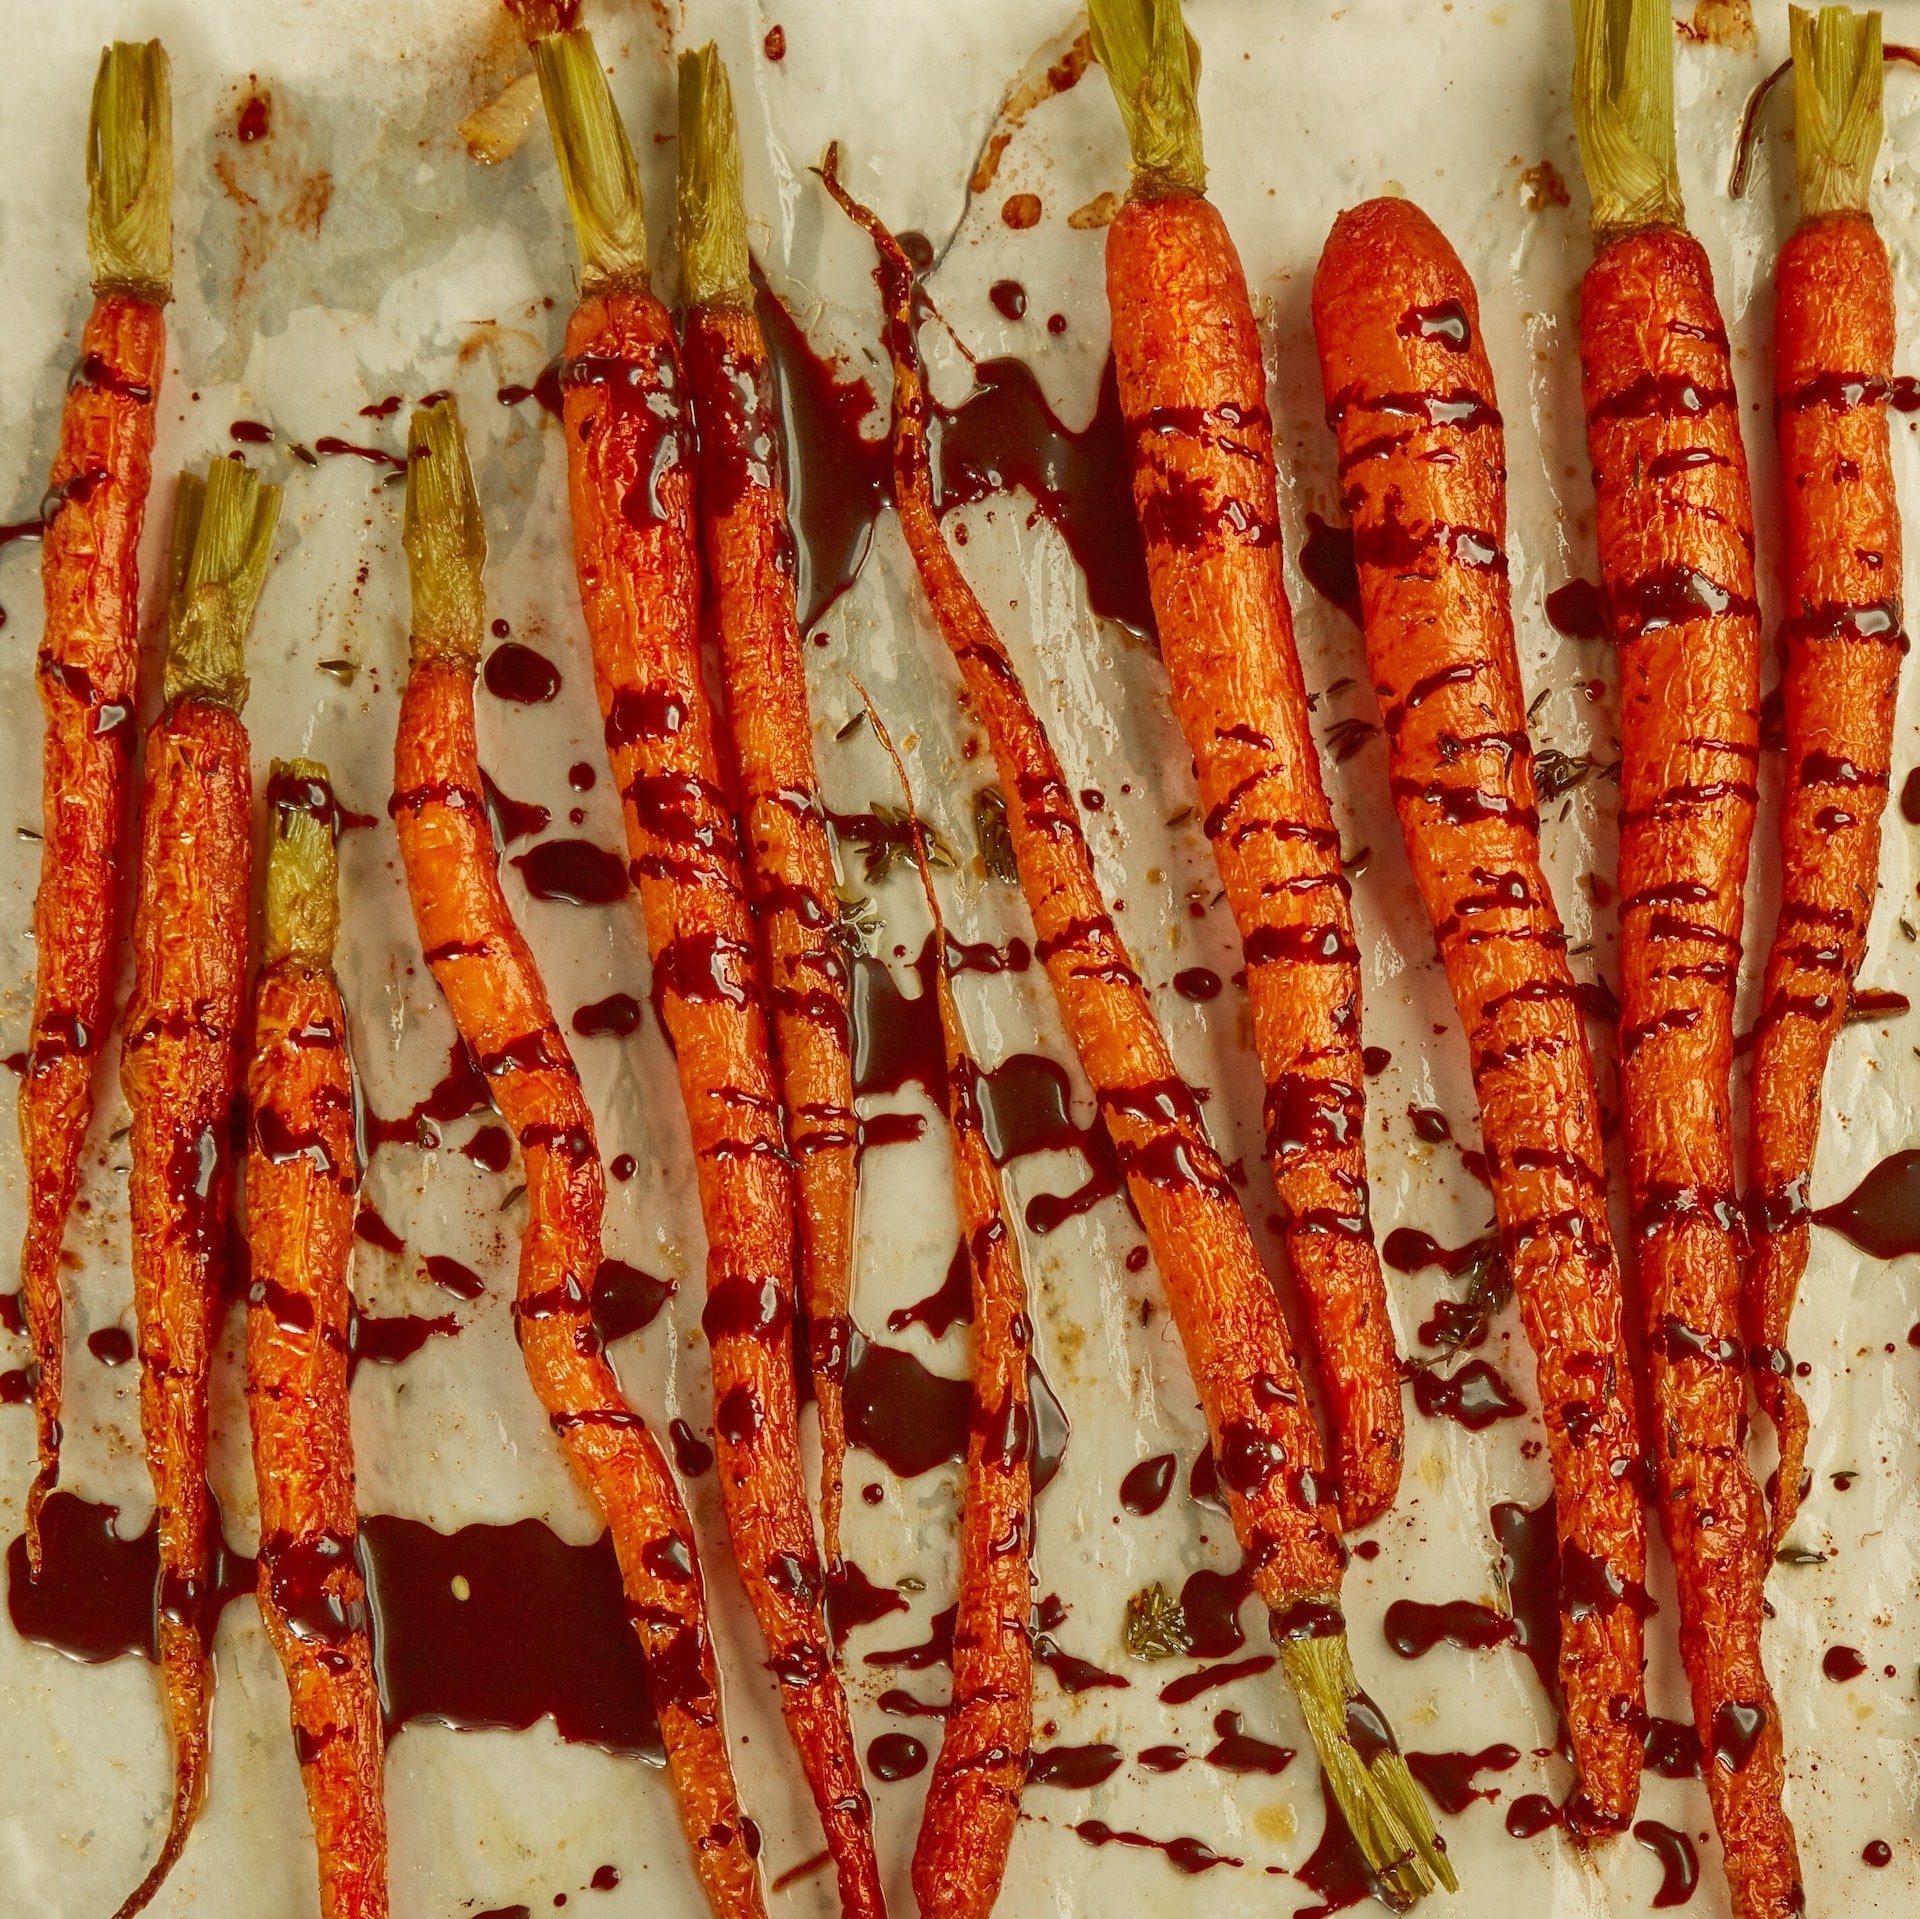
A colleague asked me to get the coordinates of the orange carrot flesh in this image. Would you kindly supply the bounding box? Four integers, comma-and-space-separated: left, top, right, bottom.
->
821, 149, 1451, 1905
684, 299, 858, 1565
558, 284, 883, 1917
1578, 223, 1794, 1882
1106, 186, 1403, 1532
118, 692, 252, 1914
860, 693, 1033, 1919
395, 403, 767, 1917
244, 767, 388, 1919
1314, 196, 1650, 1838
19, 290, 164, 1559
1748, 209, 1903, 1547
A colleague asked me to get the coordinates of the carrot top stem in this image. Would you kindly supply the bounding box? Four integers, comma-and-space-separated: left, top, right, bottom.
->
162, 458, 279, 711
88, 40, 172, 300
263, 759, 340, 969
677, 44, 751, 309
534, 26, 650, 293
1792, 5, 1883, 217
1280, 1632, 1454, 1908
1087, 0, 1206, 199
1570, 0, 1683, 239
403, 400, 487, 665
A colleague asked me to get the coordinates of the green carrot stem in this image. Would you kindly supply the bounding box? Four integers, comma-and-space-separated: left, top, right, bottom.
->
403, 399, 487, 666
88, 39, 172, 300
677, 43, 752, 309
1087, 0, 1206, 199
1570, 0, 1685, 240
534, 27, 650, 293
1792, 4, 1883, 219
163, 458, 279, 711
263, 759, 340, 969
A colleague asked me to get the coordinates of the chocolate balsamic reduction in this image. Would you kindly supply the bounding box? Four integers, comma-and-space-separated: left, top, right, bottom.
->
1812, 1150, 1920, 1257
867, 1731, 928, 1781
483, 642, 562, 705
1384, 1597, 1513, 1659
1026, 1742, 1123, 1788
1634, 1819, 1699, 1908
1071, 1820, 1239, 1875
825, 1560, 907, 1649
1202, 1709, 1293, 1775
511, 838, 630, 906
1300, 513, 1362, 625
1545, 579, 1607, 640
1293, 1773, 1375, 1914
1119, 1451, 1177, 1516
1157, 1653, 1275, 1707
423, 1255, 487, 1301
1410, 1358, 1525, 1430
590, 1259, 674, 1344
886, 1240, 972, 1338
1405, 1742, 1520, 1814
572, 993, 643, 1039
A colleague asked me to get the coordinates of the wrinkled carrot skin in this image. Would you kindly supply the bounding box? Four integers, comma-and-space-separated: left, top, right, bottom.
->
119, 696, 251, 1903
393, 656, 767, 1919
19, 293, 164, 1560
683, 302, 857, 1566
1578, 225, 1796, 1891
558, 292, 882, 1919
840, 194, 1346, 1631
1106, 191, 1401, 1531
1315, 197, 1648, 1836
1748, 211, 1904, 1553
244, 954, 388, 1919
911, 974, 1033, 1919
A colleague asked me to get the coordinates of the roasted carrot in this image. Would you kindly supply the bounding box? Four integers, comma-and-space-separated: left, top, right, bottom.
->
820, 145, 1453, 1908
1571, 2, 1801, 1907
18, 40, 170, 1567
244, 760, 388, 1919
116, 455, 281, 1919
857, 685, 1033, 1919
532, 37, 883, 1917
393, 399, 767, 1919
1746, 7, 1905, 1564
1313, 195, 1650, 1839
1089, 0, 1402, 1534
678, 47, 859, 1566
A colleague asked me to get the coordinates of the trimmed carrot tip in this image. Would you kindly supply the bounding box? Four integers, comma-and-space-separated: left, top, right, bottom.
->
1087, 0, 1206, 197
264, 758, 341, 969
1570, 0, 1684, 239
88, 40, 172, 300
677, 44, 751, 309
163, 456, 280, 711
1280, 1629, 1454, 1906
403, 399, 487, 663
533, 26, 650, 292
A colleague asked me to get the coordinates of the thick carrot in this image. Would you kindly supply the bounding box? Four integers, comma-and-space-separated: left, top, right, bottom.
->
533, 38, 883, 1917
1571, 2, 1801, 1908
1313, 195, 1649, 1839
1090, 0, 1401, 1532
18, 40, 170, 1568
1747, 5, 1905, 1559
115, 455, 281, 1919
819, 144, 1453, 1909
393, 400, 767, 1919
244, 761, 388, 1919
678, 48, 859, 1566
858, 687, 1033, 1919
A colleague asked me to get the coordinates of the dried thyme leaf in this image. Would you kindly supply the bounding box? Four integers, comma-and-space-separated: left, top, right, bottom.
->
1775, 1543, 1826, 1567
973, 785, 1018, 884
1124, 1582, 1191, 1662
1324, 715, 1379, 764
1534, 749, 1593, 800
835, 802, 956, 886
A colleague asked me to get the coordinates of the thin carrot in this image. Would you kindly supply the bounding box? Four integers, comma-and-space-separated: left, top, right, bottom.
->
393, 399, 767, 1919
858, 685, 1033, 1919
18, 40, 171, 1567
244, 760, 388, 1919
1746, 5, 1905, 1559
678, 47, 859, 1567
820, 144, 1453, 1909
1089, 0, 1402, 1533
1571, 2, 1801, 1908
1313, 195, 1649, 1839
116, 455, 281, 1919
532, 37, 884, 1917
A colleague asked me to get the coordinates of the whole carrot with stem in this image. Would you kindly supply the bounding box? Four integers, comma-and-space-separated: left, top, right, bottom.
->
244, 761, 388, 1919
1571, 1, 1801, 1907
18, 40, 171, 1566
532, 36, 883, 1917
820, 146, 1452, 1910
115, 454, 281, 1919
1089, 0, 1402, 1533
858, 684, 1033, 1919
1313, 196, 1650, 1838
1744, 6, 1905, 1558
393, 399, 767, 1919
678, 46, 859, 1567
